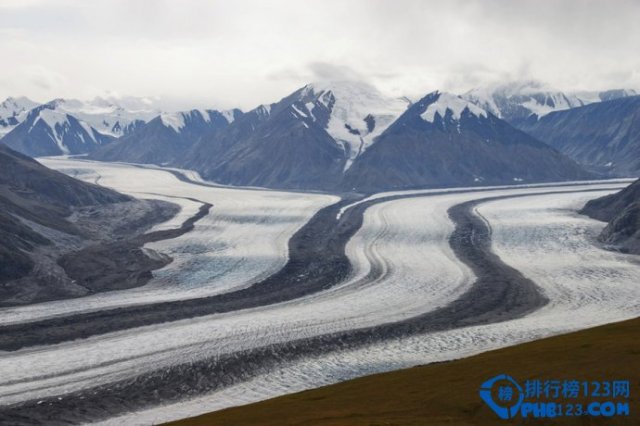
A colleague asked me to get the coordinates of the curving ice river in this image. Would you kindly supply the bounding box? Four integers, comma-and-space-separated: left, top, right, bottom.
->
0, 158, 638, 425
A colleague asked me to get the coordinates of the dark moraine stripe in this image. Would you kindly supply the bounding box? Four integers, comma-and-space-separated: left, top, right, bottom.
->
0, 194, 362, 351
0, 188, 611, 425
0, 176, 619, 352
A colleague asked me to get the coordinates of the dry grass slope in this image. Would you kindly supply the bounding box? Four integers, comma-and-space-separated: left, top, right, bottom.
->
167, 317, 640, 425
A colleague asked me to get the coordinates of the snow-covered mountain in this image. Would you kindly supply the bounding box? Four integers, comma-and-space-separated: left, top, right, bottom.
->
343, 91, 591, 191
463, 81, 637, 127
291, 81, 410, 169
419, 92, 488, 123
519, 95, 640, 176
1, 102, 113, 156
574, 88, 638, 103
90, 108, 242, 165
0, 97, 39, 137
177, 85, 589, 191
47, 97, 159, 137
179, 81, 411, 189
0, 81, 599, 191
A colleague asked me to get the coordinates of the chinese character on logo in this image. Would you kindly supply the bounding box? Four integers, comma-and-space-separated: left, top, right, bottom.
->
479, 374, 524, 420
562, 380, 580, 398
498, 386, 513, 402
613, 381, 630, 398
544, 380, 561, 398
525, 379, 541, 399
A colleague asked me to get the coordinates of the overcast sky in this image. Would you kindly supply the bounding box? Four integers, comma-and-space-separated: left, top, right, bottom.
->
1, 0, 639, 110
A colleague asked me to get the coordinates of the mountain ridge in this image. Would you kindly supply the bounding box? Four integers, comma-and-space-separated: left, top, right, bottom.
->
519, 95, 640, 176
342, 91, 591, 191
2, 81, 621, 191
89, 108, 242, 165
463, 80, 638, 127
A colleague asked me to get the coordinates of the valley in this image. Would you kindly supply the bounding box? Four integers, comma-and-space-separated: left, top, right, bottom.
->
2, 2, 640, 424
0, 159, 636, 424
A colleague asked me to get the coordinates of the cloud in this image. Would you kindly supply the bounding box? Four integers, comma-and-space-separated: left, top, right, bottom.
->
0, 0, 49, 9
27, 67, 63, 90
0, 0, 639, 108
306, 62, 363, 82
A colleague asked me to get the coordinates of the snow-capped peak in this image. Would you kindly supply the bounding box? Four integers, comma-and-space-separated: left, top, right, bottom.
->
34, 108, 73, 154
257, 104, 271, 117
160, 112, 186, 132
573, 88, 639, 103
39, 96, 161, 137
21, 105, 103, 154
195, 109, 212, 123
462, 80, 596, 123
1, 96, 38, 112
35, 107, 70, 129
158, 108, 240, 132
221, 109, 237, 124
463, 81, 640, 125
299, 80, 410, 169
421, 92, 488, 123
0, 96, 39, 136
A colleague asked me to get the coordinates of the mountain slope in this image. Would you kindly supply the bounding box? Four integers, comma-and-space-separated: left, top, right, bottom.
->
89, 109, 241, 165
463, 81, 637, 127
46, 97, 159, 137
0, 96, 39, 137
186, 98, 346, 189
297, 81, 409, 169
581, 179, 640, 254
0, 144, 127, 297
1, 102, 114, 156
179, 81, 408, 189
0, 144, 179, 306
519, 96, 640, 176
343, 91, 591, 192
85, 82, 592, 192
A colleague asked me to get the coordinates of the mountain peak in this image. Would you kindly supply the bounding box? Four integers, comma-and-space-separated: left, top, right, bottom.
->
0, 97, 40, 137
290, 80, 409, 169
304, 80, 379, 96
462, 81, 588, 125
34, 97, 160, 137
159, 112, 187, 132
2, 96, 37, 107
421, 91, 488, 123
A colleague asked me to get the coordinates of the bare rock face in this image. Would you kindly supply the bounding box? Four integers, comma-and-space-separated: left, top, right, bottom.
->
89, 109, 241, 165
179, 87, 590, 191
343, 92, 591, 192
581, 179, 640, 254
520, 96, 640, 176
0, 144, 180, 306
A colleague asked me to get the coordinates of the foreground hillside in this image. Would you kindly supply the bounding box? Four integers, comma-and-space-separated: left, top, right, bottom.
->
168, 316, 640, 425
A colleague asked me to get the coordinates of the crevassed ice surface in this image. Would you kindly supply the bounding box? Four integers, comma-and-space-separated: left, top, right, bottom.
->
0, 158, 337, 325
95, 186, 640, 425
1, 182, 636, 422
0, 189, 476, 405
0, 162, 636, 425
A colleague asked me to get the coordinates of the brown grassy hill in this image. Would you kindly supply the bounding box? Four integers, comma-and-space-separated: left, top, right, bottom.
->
167, 317, 640, 425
